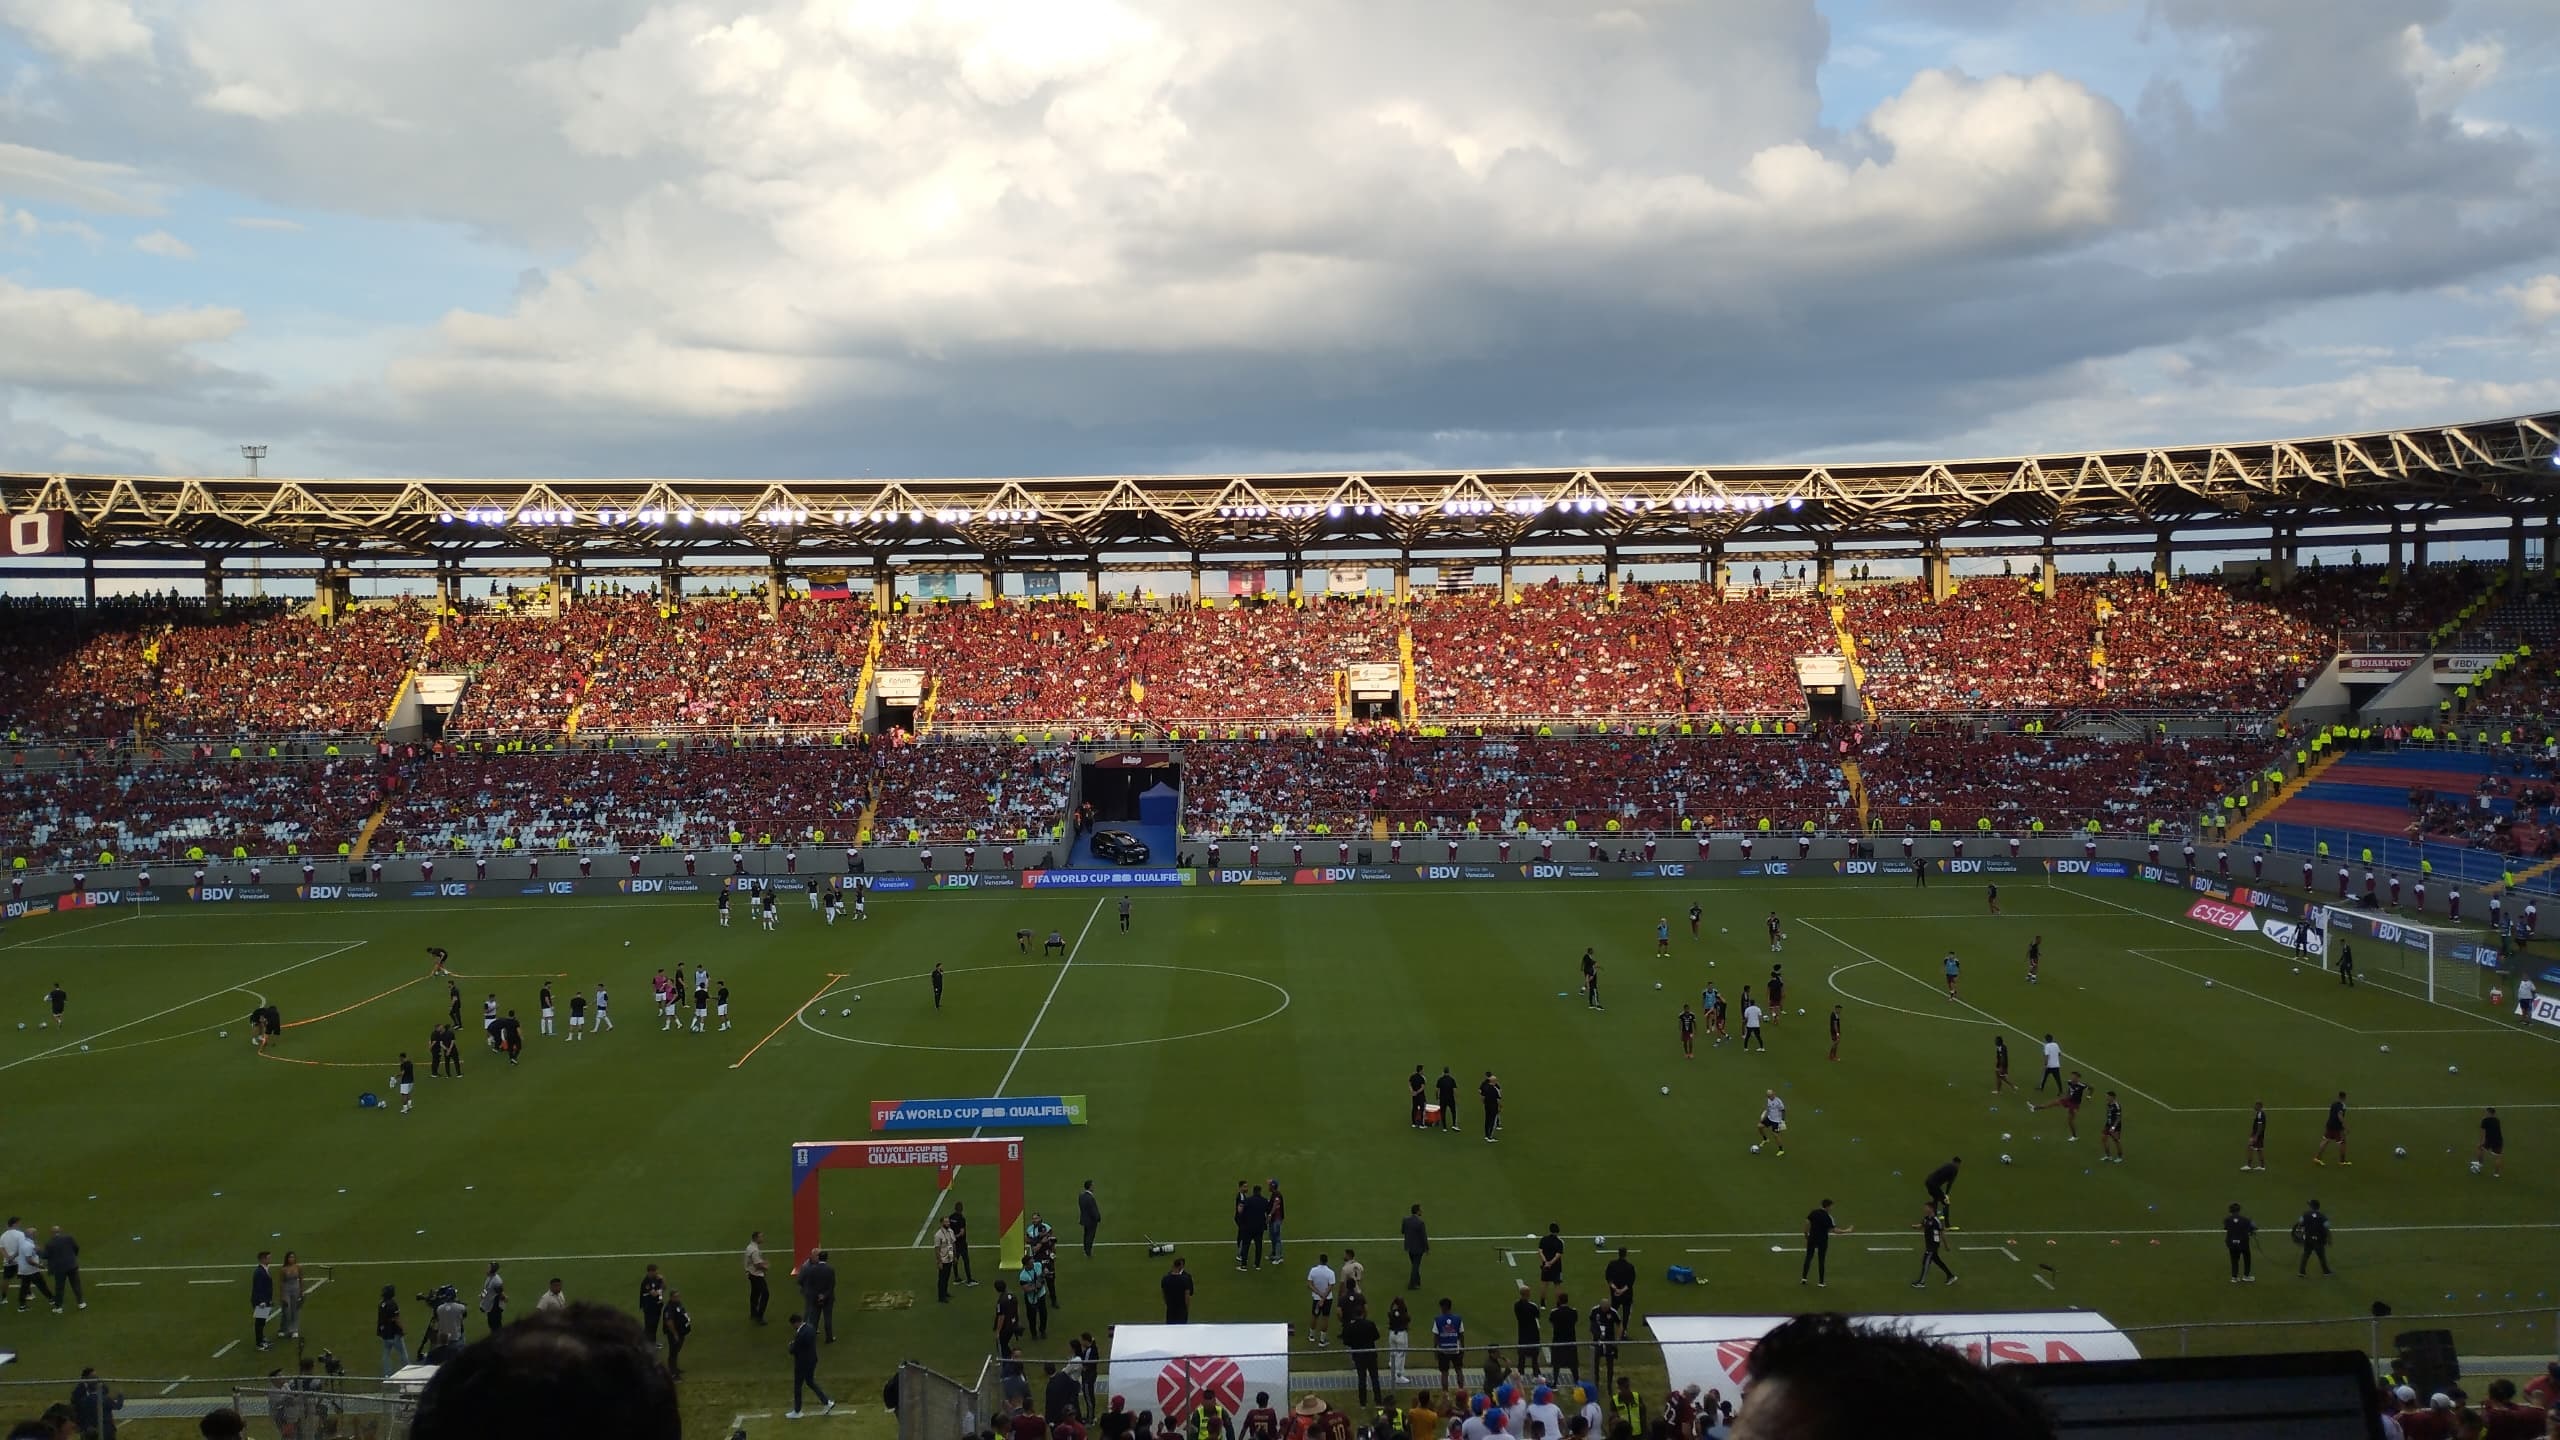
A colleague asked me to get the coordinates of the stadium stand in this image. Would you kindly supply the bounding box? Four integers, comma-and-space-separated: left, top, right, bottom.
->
868, 740, 1075, 842
1856, 730, 2262, 833
375, 743, 871, 855
1, 753, 385, 862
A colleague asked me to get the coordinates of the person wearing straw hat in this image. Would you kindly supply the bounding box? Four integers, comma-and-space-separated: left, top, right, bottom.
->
1290, 1395, 1349, 1440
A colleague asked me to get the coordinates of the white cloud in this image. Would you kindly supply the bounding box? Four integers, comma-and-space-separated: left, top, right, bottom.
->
0, 0, 151, 65
2399, 23, 2502, 119
227, 215, 303, 232
0, 278, 244, 388
2503, 274, 2560, 328
132, 227, 193, 258
0, 139, 163, 214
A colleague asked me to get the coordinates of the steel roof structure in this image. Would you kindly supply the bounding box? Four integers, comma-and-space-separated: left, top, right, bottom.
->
7, 411, 2560, 565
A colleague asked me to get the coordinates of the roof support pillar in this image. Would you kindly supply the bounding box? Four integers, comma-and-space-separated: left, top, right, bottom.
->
1499, 550, 1514, 603
983, 556, 1002, 603
2411, 517, 2429, 573
765, 554, 786, 619
2037, 542, 2057, 599
1604, 545, 1621, 601
2510, 515, 2528, 583
1393, 554, 1410, 604
659, 555, 681, 610
1923, 542, 1951, 602
1086, 555, 1102, 604
2152, 531, 2173, 588
1816, 543, 1836, 592
1189, 557, 1204, 606
203, 555, 224, 613
82, 551, 96, 606
2387, 520, 2405, 582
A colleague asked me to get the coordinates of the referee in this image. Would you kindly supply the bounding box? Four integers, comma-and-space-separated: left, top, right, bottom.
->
2222, 1203, 2257, 1282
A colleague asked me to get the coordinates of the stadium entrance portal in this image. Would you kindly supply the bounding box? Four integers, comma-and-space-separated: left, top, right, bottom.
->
1076, 750, 1179, 866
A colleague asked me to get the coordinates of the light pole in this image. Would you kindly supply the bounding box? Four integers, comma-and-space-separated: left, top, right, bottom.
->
240, 445, 268, 597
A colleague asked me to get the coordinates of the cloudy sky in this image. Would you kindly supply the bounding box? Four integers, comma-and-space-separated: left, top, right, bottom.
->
2, 0, 2558, 481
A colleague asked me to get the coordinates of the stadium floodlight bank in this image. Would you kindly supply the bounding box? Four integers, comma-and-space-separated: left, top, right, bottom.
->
2306, 905, 2480, 1005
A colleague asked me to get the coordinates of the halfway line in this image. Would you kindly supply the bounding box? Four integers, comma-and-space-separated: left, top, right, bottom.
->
909, 896, 1105, 1247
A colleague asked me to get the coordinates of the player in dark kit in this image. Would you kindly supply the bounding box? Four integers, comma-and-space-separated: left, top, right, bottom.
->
2313, 1092, 2351, 1166
2243, 1101, 2267, 1171
1043, 930, 1066, 956
1479, 1072, 1502, 1142
1767, 965, 1785, 1014
2025, 936, 2040, 985
1800, 1199, 1849, 1286
1409, 1065, 1430, 1126
1687, 903, 1702, 938
931, 964, 945, 1010
1987, 883, 1999, 915
426, 947, 449, 975
2098, 1092, 2125, 1162
1826, 1004, 1842, 1062
1679, 1005, 1698, 1059
1581, 950, 1602, 1010
1436, 1068, 1459, 1132
2223, 1203, 2257, 1282
446, 982, 463, 1028
1765, 911, 1784, 953
1993, 1035, 2015, 1093
2476, 1107, 2505, 1177
1924, 1157, 1960, 1228
1911, 1207, 1956, 1288
45, 982, 66, 1026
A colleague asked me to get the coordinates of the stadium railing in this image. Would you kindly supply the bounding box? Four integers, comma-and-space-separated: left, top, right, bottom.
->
897, 1356, 994, 1440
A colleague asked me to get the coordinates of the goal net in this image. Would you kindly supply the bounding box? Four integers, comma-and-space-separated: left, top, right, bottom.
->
2309, 905, 2482, 1004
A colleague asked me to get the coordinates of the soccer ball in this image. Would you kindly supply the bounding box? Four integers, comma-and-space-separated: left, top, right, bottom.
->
79, 1043, 88, 1051
1654, 982, 1662, 990
2469, 1161, 2483, 1175
1999, 1154, 2013, 1165
1720, 927, 1727, 934
2447, 1065, 2459, 1075
2204, 979, 2215, 988
1749, 1144, 1761, 1154
838, 1007, 850, 1017
1659, 1086, 1669, 1096
2393, 1146, 2408, 1159
623, 940, 631, 947
2001, 1132, 2013, 1141
219, 1030, 228, 1038
2380, 1044, 2391, 1054
853, 994, 862, 1003
13, 1022, 21, 1030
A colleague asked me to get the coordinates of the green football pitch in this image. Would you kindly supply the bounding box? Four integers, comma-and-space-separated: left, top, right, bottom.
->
4, 875, 2556, 1434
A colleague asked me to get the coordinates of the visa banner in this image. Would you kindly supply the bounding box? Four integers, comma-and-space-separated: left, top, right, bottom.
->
870, 1096, 1089, 1131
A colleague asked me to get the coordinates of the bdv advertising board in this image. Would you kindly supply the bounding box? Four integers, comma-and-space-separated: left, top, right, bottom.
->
1107, 1325, 1289, 1424
1646, 1313, 2138, 1394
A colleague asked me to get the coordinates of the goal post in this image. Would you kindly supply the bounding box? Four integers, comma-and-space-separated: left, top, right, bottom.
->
2310, 906, 2482, 1005
789, 1137, 1026, 1272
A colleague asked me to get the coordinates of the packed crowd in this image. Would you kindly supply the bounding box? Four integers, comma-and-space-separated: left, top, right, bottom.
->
1179, 733, 1851, 836
869, 740, 1076, 841
0, 567, 2507, 741
1855, 731, 2261, 833
881, 600, 1400, 728
0, 753, 388, 864
374, 744, 872, 855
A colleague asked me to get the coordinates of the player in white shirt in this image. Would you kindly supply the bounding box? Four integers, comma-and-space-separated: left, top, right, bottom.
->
1740, 1001, 1766, 1051
693, 966, 709, 995
1755, 1090, 1788, 1154
660, 979, 679, 1030
1305, 1254, 1338, 1346
2039, 1035, 2064, 1093
594, 984, 614, 1033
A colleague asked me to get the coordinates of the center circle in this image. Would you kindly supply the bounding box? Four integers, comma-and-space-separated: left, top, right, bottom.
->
795, 962, 1292, 1053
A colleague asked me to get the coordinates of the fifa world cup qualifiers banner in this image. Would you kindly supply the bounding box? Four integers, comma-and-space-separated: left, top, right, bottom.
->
870, 1096, 1089, 1131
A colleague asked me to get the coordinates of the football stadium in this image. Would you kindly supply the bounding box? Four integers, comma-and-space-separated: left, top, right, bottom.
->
7, 413, 2560, 1436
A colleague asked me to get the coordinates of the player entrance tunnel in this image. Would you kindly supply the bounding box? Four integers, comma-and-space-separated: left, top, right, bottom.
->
1072, 752, 1179, 867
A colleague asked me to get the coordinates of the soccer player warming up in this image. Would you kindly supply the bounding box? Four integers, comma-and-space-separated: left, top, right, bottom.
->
2313, 1092, 2351, 1166
1766, 911, 1784, 954
1827, 1005, 1842, 1062
2098, 1091, 2125, 1163
1754, 1091, 1787, 1155
2242, 1101, 2266, 1171
1942, 952, 1961, 998
1678, 1004, 1697, 1059
1993, 1035, 2016, 1094
2024, 936, 2040, 985
2035, 1072, 2090, 1141
2475, 1107, 2504, 1177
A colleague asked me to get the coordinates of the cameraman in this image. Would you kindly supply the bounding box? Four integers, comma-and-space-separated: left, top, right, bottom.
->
376, 1286, 406, 1376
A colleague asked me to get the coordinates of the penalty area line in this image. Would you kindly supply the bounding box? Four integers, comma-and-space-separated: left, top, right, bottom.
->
732, 973, 847, 1071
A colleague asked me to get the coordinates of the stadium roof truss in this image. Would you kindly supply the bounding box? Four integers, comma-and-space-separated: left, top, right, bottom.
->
7, 412, 2559, 564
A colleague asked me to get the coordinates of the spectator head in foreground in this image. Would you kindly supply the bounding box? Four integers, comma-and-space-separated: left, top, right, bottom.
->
198, 1411, 248, 1440
1736, 1313, 2053, 1440
410, 1301, 678, 1440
